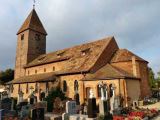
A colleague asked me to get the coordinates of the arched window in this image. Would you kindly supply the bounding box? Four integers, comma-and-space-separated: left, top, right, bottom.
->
18, 84, 21, 93
63, 80, 67, 92
97, 84, 101, 97
26, 83, 29, 94
53, 66, 55, 71
10, 84, 14, 93
74, 80, 79, 92
35, 70, 37, 74
44, 68, 46, 72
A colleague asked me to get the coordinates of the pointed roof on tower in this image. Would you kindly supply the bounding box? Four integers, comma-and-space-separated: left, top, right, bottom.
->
17, 9, 47, 35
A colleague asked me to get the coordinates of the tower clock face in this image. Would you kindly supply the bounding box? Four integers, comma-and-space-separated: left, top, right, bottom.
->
35, 34, 41, 41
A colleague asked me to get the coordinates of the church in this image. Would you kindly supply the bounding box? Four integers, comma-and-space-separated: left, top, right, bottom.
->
7, 8, 150, 106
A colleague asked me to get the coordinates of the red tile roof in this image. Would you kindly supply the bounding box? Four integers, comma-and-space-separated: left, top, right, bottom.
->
111, 49, 147, 63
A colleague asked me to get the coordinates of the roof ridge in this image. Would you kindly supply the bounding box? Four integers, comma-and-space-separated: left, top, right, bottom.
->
44, 36, 114, 56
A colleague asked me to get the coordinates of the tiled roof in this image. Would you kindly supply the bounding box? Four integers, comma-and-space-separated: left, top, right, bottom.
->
82, 64, 138, 80
7, 72, 56, 84
25, 36, 117, 73
111, 49, 147, 63
17, 9, 47, 35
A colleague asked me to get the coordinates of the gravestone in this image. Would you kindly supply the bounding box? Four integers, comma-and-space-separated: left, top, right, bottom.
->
34, 101, 47, 112
62, 113, 69, 120
99, 100, 109, 115
18, 91, 24, 103
20, 105, 31, 118
66, 101, 77, 115
87, 89, 97, 118
74, 93, 80, 105
114, 97, 120, 110
16, 101, 28, 111
1, 91, 8, 100
0, 109, 4, 120
29, 94, 37, 104
133, 100, 138, 108
53, 97, 62, 114
11, 98, 17, 110
1, 98, 12, 110
31, 108, 44, 120
39, 91, 45, 101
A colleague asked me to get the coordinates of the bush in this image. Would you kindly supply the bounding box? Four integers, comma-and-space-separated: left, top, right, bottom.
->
44, 87, 67, 112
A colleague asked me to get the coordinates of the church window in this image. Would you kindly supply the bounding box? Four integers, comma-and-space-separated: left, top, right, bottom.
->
21, 34, 24, 40
35, 34, 41, 41
28, 70, 30, 75
10, 84, 14, 93
35, 70, 37, 74
44, 68, 46, 72
53, 66, 55, 71
57, 51, 65, 57
97, 84, 101, 97
18, 84, 21, 93
26, 83, 29, 94
63, 80, 67, 92
81, 48, 90, 55
74, 80, 79, 92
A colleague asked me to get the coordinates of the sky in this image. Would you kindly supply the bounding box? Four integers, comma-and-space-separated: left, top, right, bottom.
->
0, 0, 159, 76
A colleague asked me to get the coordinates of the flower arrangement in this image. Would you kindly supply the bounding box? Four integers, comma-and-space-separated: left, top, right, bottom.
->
129, 111, 145, 118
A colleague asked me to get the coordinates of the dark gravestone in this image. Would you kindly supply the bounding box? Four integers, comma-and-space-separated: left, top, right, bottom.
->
16, 102, 28, 111
0, 109, 5, 120
30, 98, 34, 104
11, 98, 17, 110
87, 98, 97, 118
74, 93, 80, 105
31, 108, 44, 120
39, 92, 45, 101
1, 98, 12, 110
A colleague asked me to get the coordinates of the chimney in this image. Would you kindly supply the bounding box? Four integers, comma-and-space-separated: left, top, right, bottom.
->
132, 56, 137, 77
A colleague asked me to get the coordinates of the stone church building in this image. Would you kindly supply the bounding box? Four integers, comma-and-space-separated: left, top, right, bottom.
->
8, 8, 150, 106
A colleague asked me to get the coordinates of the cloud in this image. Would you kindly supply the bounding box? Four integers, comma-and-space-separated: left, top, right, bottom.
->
0, 0, 159, 75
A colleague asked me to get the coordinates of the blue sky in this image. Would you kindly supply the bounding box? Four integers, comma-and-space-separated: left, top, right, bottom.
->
0, 0, 159, 76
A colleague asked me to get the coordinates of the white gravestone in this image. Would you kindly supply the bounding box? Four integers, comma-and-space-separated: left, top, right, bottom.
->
110, 85, 115, 114
66, 101, 77, 115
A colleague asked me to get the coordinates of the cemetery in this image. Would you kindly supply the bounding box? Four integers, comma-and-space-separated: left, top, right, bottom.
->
0, 82, 159, 120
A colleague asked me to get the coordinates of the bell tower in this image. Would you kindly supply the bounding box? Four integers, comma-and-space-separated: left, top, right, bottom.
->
15, 9, 47, 79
